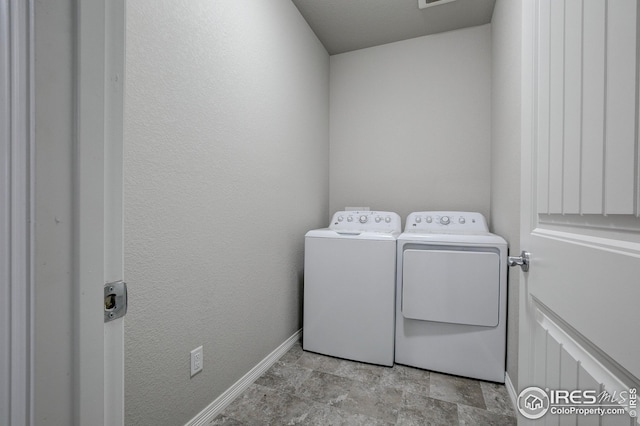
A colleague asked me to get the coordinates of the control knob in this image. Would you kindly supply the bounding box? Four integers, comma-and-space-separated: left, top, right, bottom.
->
385, 216, 391, 223
440, 216, 450, 225
359, 215, 368, 224
375, 216, 382, 223
347, 216, 353, 222
459, 217, 466, 224
415, 216, 422, 223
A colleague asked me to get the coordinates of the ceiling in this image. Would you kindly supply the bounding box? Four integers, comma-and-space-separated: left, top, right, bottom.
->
291, 0, 496, 55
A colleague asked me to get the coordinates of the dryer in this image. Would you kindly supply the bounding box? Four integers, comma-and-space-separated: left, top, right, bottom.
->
395, 211, 507, 382
303, 210, 401, 366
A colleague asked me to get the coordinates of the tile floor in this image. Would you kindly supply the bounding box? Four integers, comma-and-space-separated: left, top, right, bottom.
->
212, 342, 517, 425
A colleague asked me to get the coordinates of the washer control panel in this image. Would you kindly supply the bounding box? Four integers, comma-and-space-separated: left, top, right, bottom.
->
405, 211, 488, 233
330, 211, 401, 233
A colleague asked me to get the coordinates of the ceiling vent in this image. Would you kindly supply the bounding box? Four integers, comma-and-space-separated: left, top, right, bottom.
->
418, 0, 457, 9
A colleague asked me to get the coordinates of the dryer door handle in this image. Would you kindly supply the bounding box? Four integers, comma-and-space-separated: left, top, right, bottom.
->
508, 251, 530, 272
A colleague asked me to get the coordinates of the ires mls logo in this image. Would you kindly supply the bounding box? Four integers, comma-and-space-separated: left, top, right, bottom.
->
517, 386, 637, 419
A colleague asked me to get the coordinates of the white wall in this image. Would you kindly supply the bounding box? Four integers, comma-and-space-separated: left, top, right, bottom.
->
329, 25, 492, 221
491, 0, 522, 391
124, 1, 329, 425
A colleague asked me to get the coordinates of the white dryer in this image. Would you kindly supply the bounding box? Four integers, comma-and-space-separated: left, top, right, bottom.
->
395, 211, 507, 382
303, 210, 401, 366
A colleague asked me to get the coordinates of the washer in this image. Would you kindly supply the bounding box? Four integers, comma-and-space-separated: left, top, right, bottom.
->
303, 210, 401, 366
395, 211, 507, 382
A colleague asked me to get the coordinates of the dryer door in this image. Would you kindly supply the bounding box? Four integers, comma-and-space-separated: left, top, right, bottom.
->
402, 249, 500, 327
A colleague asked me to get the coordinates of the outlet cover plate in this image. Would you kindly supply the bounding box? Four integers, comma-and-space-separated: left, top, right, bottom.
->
191, 346, 203, 377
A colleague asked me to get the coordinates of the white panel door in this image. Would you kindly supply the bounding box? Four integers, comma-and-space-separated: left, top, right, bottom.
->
520, 0, 640, 423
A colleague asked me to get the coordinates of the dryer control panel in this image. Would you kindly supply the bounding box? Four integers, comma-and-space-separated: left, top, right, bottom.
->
405, 211, 488, 233
330, 211, 401, 233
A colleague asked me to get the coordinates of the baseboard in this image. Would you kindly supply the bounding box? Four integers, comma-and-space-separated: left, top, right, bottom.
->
504, 372, 518, 414
185, 329, 302, 426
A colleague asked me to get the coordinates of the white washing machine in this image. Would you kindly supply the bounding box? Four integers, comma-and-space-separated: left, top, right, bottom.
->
303, 210, 401, 366
395, 211, 507, 382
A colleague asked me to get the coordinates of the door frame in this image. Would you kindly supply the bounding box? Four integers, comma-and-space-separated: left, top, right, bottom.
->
0, 0, 34, 424
74, 0, 107, 421
75, 0, 125, 425
0, 0, 125, 424
102, 0, 126, 423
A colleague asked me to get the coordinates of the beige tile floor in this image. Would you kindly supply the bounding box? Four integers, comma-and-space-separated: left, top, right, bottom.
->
213, 341, 517, 425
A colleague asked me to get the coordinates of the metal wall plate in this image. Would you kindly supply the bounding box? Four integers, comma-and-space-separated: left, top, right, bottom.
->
104, 281, 127, 322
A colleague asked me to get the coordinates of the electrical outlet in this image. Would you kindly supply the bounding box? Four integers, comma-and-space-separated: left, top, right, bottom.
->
190, 346, 203, 377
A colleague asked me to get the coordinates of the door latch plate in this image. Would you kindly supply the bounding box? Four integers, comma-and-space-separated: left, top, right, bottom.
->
104, 281, 127, 322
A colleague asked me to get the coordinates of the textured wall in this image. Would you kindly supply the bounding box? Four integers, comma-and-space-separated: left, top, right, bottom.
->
329, 25, 492, 222
490, 0, 522, 391
124, 1, 329, 424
